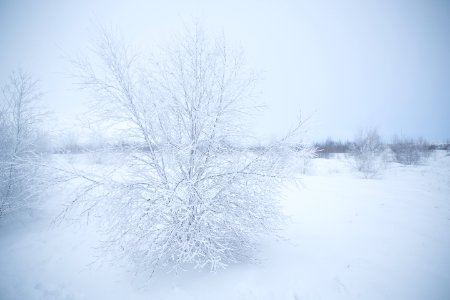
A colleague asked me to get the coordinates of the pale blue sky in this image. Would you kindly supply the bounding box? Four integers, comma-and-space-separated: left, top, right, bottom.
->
1, 0, 449, 142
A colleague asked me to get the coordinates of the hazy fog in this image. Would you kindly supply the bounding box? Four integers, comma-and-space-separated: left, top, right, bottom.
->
1, 0, 449, 141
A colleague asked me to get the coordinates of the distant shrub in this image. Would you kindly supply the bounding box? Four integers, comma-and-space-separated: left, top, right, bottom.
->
351, 129, 386, 178
389, 136, 431, 165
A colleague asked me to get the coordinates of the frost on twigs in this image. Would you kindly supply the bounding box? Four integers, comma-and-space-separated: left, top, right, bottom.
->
0, 71, 46, 220
58, 25, 314, 274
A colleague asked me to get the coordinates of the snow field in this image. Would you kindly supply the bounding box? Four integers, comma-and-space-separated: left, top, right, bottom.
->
1, 151, 449, 299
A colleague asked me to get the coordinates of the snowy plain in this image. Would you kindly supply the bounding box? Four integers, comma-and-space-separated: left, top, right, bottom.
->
1, 151, 449, 300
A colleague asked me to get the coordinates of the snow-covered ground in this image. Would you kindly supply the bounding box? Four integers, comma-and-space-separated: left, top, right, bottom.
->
1, 151, 449, 300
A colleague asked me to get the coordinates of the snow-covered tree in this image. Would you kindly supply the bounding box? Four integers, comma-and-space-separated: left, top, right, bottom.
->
0, 71, 44, 218
390, 136, 430, 165
351, 129, 386, 178
61, 25, 313, 273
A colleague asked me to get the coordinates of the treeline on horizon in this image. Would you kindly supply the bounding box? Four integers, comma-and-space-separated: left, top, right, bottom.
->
313, 135, 450, 165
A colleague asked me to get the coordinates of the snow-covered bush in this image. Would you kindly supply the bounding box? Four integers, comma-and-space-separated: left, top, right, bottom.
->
351, 129, 386, 178
0, 71, 44, 218
389, 136, 431, 165
56, 26, 314, 273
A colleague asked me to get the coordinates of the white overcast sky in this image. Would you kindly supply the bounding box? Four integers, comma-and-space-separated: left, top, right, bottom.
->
1, 0, 449, 142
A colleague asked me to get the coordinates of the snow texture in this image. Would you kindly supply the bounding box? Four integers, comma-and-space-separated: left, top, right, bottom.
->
1, 151, 449, 300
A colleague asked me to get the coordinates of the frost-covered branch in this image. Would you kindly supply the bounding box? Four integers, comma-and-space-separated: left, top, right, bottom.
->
60, 25, 314, 273
0, 70, 47, 218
